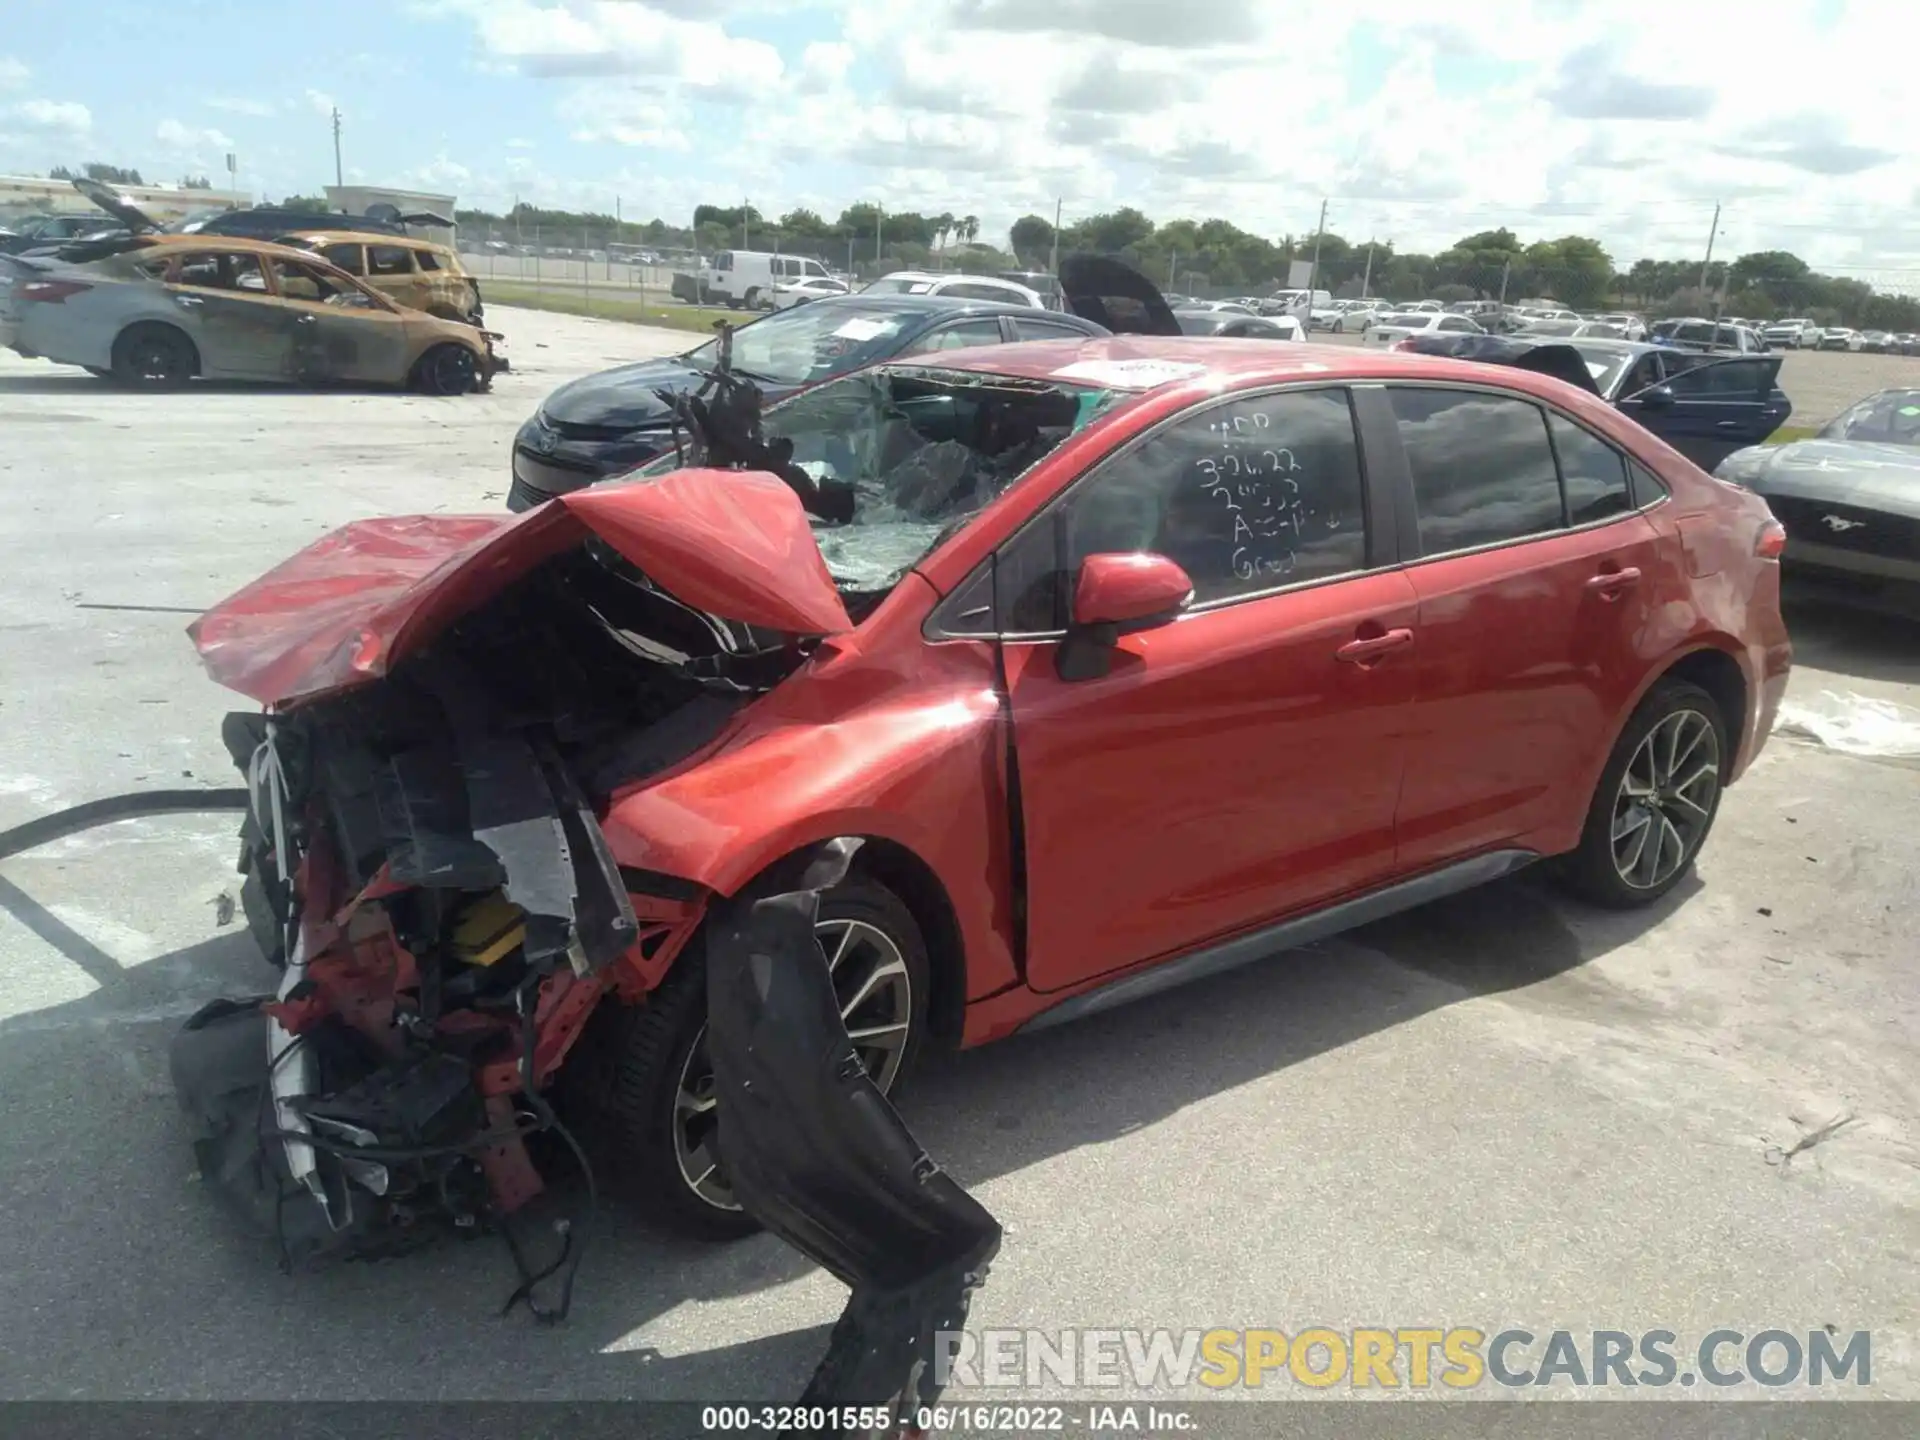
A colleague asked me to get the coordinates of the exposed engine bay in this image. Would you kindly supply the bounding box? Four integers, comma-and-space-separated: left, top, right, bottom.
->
155, 340, 1005, 1419
172, 548, 765, 1298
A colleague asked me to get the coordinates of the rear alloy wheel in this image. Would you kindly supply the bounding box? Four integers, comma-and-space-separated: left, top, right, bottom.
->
413, 342, 478, 396
576, 877, 929, 1240
1558, 679, 1727, 908
110, 324, 196, 388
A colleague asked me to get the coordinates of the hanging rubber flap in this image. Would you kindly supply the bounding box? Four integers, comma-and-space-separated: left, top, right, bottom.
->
705, 838, 1002, 1420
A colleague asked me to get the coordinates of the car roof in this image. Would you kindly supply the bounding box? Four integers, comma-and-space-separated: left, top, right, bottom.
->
907, 335, 1631, 393
277, 229, 452, 251
808, 292, 1071, 320
106, 233, 336, 259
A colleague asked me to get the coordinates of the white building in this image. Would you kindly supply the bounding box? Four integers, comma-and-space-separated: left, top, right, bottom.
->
324, 185, 457, 245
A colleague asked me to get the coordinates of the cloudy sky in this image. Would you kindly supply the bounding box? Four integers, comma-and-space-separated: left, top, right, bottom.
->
2, 0, 1914, 281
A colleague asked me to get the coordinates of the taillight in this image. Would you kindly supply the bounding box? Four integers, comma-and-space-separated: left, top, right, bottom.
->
1755, 519, 1787, 559
18, 279, 92, 304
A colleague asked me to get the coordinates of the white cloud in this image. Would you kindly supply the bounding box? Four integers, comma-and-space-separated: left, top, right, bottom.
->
507, 136, 535, 149
8, 98, 91, 133
157, 118, 235, 151
305, 88, 337, 116
436, 0, 1920, 275
206, 96, 275, 117
0, 56, 28, 89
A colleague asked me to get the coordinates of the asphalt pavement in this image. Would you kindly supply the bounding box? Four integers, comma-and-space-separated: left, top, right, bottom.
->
0, 308, 1914, 1408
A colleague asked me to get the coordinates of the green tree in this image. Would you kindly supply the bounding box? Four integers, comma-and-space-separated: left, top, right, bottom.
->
180, 174, 212, 190
51, 162, 145, 185
1542, 235, 1613, 309
1009, 213, 1055, 265
1068, 206, 1155, 256
778, 207, 833, 239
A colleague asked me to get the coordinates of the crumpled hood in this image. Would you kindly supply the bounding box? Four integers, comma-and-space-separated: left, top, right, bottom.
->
190, 469, 853, 706
1748, 440, 1920, 517
539, 353, 799, 430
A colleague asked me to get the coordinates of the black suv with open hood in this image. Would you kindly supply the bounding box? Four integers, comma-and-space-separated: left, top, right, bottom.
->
507, 254, 1181, 511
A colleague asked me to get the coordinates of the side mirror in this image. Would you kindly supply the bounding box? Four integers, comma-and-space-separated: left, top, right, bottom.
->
1633, 384, 1676, 410
1058, 552, 1194, 682
1072, 551, 1194, 627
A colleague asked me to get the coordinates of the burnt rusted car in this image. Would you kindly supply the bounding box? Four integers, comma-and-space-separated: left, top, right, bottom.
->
274, 230, 485, 325
1, 234, 494, 392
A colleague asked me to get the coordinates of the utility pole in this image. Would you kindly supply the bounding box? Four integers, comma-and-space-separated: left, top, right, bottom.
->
1048, 197, 1062, 275
742, 198, 750, 250
1168, 251, 1177, 291
875, 206, 883, 265
1498, 258, 1511, 308
1359, 237, 1376, 299
1698, 202, 1721, 293
1307, 198, 1328, 294
330, 107, 343, 188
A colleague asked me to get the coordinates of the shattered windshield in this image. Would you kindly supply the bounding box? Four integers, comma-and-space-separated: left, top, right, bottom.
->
639, 367, 1116, 595
1818, 389, 1920, 446
680, 304, 918, 389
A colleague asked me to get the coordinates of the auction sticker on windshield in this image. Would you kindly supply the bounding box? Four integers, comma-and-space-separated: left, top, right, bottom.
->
1051, 358, 1208, 389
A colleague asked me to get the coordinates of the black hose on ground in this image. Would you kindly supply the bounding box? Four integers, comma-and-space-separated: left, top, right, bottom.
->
0, 789, 250, 863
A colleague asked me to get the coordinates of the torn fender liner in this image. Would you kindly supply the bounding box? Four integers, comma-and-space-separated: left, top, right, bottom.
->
188, 468, 853, 707
706, 839, 1002, 1421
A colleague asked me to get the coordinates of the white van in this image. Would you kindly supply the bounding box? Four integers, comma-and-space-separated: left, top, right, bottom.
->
700, 250, 834, 310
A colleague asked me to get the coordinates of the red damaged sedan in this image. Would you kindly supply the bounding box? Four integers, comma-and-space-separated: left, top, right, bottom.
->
181, 335, 1792, 1265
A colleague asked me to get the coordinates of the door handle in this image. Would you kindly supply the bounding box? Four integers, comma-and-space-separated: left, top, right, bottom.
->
173, 294, 203, 307
1586, 566, 1642, 597
1715, 419, 1748, 429
1335, 627, 1414, 664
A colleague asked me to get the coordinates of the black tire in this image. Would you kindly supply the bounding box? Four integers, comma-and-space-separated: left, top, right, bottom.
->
564, 875, 932, 1241
743, 287, 762, 310
412, 342, 478, 396
1557, 679, 1728, 909
110, 323, 196, 388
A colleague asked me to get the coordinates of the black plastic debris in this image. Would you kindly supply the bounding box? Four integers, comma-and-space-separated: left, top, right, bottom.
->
705, 838, 1002, 1432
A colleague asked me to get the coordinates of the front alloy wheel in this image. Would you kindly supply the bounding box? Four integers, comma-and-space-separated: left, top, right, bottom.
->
673, 915, 914, 1212
1610, 708, 1721, 892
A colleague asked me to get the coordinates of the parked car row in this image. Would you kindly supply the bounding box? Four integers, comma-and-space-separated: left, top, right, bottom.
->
1, 180, 502, 390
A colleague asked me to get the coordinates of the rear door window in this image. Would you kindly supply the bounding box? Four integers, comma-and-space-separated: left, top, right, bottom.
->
1546, 413, 1631, 525
415, 249, 441, 271
174, 251, 269, 293
320, 242, 365, 274
1665, 359, 1771, 398
1389, 388, 1563, 554
366, 245, 413, 276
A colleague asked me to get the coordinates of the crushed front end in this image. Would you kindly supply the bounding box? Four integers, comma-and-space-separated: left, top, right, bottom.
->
171, 472, 1002, 1411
